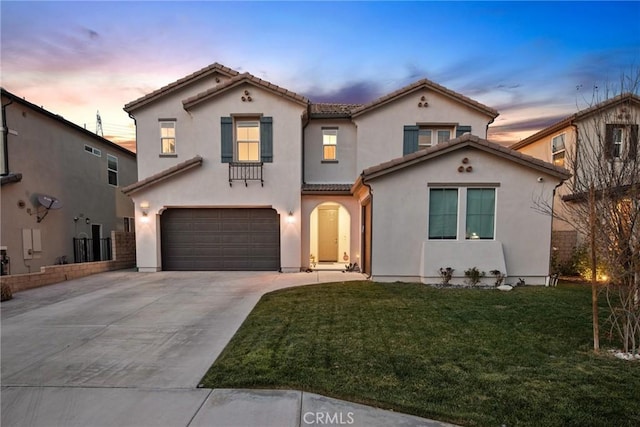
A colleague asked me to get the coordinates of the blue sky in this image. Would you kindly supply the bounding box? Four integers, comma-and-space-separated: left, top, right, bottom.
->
2, 1, 639, 150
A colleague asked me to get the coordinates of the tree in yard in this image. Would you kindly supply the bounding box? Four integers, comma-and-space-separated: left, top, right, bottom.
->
555, 70, 640, 354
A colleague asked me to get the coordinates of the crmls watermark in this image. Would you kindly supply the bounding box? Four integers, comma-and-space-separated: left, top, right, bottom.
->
303, 411, 355, 425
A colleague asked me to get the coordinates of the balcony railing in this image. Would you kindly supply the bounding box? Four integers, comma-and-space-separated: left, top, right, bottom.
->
229, 162, 264, 187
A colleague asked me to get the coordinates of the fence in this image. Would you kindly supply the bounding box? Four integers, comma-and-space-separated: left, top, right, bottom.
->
73, 237, 112, 263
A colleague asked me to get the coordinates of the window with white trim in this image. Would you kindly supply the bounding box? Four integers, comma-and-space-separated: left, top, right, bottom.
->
107, 154, 118, 186
160, 121, 176, 154
236, 119, 260, 162
419, 126, 452, 149
84, 144, 101, 157
551, 134, 566, 167
466, 188, 495, 240
428, 188, 458, 239
322, 129, 337, 160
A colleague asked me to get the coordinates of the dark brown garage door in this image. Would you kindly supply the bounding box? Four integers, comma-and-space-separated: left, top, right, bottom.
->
160, 208, 280, 271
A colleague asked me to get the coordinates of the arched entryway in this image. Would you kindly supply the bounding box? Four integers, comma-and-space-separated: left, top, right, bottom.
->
309, 202, 351, 269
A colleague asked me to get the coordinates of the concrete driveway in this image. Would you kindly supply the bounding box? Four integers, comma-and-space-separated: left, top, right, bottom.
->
1, 270, 372, 426
2, 270, 454, 427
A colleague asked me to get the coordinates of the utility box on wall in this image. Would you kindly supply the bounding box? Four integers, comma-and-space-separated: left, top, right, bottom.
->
22, 228, 42, 260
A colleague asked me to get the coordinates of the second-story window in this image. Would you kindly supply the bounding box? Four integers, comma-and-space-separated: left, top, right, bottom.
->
418, 126, 452, 149
322, 129, 338, 160
236, 119, 260, 162
160, 121, 176, 154
605, 124, 639, 160
107, 154, 118, 186
551, 133, 566, 167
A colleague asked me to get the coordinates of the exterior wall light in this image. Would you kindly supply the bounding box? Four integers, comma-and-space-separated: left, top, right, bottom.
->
140, 201, 150, 223
286, 211, 295, 224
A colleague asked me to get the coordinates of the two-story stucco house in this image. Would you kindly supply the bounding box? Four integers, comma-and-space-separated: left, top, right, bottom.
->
123, 63, 568, 285
1, 88, 137, 275
511, 93, 639, 264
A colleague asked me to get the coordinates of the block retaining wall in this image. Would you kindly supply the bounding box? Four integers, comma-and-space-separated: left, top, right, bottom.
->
0, 231, 136, 293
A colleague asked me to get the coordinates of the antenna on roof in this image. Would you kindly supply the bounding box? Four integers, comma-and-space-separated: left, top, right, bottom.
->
96, 110, 104, 136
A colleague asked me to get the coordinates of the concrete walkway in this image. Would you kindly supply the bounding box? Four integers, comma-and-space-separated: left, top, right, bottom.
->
1, 271, 456, 427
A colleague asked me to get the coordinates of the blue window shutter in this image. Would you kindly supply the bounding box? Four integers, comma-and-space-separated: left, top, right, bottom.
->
221, 117, 233, 163
456, 125, 472, 138
403, 125, 419, 155
260, 116, 273, 163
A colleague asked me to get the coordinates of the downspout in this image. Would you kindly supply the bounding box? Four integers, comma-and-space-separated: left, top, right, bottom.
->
1, 97, 14, 176
301, 103, 311, 185
360, 172, 374, 279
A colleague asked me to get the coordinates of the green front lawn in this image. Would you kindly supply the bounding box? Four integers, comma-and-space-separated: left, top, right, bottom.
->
201, 282, 640, 426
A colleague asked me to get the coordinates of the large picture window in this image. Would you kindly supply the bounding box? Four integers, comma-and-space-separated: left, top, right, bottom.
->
466, 188, 495, 239
428, 189, 458, 239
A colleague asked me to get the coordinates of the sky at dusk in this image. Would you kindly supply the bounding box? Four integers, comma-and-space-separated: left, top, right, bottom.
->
1, 1, 639, 152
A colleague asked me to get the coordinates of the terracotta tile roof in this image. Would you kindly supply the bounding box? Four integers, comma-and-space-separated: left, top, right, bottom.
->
351, 79, 499, 119
301, 183, 353, 194
511, 92, 640, 150
122, 156, 203, 195
309, 103, 362, 118
362, 134, 570, 181
124, 63, 239, 112
183, 73, 309, 110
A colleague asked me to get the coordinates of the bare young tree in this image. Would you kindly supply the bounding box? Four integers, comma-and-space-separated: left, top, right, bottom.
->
558, 70, 640, 354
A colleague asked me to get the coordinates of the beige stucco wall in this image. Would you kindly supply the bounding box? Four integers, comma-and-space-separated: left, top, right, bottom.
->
304, 119, 358, 183
129, 83, 306, 272
353, 89, 493, 173
367, 147, 561, 285
130, 73, 232, 180
1, 96, 136, 275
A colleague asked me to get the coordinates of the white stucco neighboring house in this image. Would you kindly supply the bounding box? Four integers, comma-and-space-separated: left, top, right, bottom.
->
123, 62, 567, 284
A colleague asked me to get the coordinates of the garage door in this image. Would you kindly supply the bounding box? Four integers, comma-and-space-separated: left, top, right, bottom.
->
160, 208, 280, 271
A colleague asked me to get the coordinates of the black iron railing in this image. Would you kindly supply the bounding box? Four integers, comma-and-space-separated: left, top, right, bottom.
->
229, 162, 264, 187
73, 238, 112, 263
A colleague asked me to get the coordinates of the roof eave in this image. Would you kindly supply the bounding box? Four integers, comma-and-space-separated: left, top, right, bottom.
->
122, 156, 203, 195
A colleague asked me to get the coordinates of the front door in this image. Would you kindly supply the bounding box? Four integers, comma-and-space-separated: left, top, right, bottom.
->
318, 207, 338, 262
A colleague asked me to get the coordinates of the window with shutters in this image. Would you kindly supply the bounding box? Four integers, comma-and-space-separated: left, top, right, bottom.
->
236, 119, 260, 162
221, 116, 273, 164
419, 126, 452, 149
605, 124, 639, 160
405, 124, 462, 155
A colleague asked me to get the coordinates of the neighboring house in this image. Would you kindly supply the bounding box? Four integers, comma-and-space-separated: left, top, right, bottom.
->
123, 62, 567, 284
510, 93, 640, 263
1, 88, 137, 275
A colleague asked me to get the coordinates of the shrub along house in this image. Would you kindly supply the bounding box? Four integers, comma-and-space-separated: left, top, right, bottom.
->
123, 62, 568, 284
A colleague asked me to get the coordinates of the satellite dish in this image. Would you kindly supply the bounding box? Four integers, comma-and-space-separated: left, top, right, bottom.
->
36, 194, 63, 222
